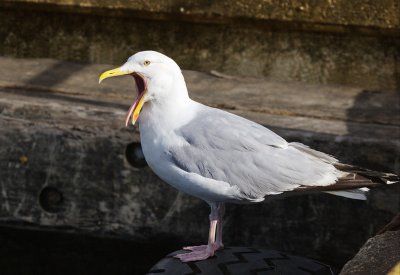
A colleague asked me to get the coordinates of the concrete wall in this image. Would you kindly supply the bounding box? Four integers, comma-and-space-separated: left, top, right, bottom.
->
0, 0, 399, 90
2, 0, 399, 29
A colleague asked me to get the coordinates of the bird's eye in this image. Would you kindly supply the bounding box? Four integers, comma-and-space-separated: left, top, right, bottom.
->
143, 60, 151, 66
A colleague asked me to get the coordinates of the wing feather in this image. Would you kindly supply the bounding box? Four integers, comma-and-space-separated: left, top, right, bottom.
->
169, 106, 344, 200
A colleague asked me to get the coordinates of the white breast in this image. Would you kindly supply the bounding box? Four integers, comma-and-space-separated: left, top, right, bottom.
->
138, 101, 242, 203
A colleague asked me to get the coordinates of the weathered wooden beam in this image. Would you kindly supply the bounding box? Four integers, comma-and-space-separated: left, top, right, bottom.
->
0, 57, 399, 267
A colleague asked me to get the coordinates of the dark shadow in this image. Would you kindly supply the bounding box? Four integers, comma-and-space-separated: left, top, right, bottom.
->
345, 89, 400, 174
26, 61, 88, 88
0, 224, 182, 275
2, 86, 127, 110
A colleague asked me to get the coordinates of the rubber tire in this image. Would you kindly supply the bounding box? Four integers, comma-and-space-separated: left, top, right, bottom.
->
147, 247, 335, 275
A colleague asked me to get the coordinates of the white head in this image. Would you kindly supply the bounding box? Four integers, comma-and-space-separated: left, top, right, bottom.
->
99, 51, 188, 126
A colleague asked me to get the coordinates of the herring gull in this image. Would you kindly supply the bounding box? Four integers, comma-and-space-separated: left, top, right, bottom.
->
99, 51, 399, 262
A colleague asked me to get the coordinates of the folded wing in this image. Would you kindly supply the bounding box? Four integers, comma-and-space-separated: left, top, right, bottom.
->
168, 106, 345, 201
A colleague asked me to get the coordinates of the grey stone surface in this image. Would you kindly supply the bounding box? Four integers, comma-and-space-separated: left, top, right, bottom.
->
2, 0, 399, 29
0, 58, 399, 268
340, 230, 400, 275
0, 3, 399, 90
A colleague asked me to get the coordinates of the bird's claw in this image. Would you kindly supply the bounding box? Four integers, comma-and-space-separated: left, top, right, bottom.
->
175, 244, 216, 262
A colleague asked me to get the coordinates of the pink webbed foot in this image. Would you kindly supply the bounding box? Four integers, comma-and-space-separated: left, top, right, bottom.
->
182, 244, 208, 252
175, 244, 216, 262
183, 243, 224, 252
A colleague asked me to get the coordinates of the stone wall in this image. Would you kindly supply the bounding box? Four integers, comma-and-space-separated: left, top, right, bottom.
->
0, 1, 399, 272
0, 58, 398, 270
0, 0, 399, 90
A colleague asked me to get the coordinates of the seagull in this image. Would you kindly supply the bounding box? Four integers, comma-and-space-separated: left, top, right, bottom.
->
99, 51, 399, 262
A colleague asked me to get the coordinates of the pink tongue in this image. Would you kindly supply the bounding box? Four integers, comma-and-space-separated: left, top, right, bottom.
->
125, 93, 142, 126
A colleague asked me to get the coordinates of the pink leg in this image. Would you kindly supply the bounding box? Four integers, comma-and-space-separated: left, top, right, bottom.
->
215, 203, 225, 250
183, 203, 226, 252
175, 204, 220, 262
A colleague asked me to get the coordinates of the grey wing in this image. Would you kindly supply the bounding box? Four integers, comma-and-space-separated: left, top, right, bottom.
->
169, 106, 344, 200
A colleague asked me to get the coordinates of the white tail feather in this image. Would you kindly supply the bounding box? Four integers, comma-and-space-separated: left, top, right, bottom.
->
324, 187, 369, 200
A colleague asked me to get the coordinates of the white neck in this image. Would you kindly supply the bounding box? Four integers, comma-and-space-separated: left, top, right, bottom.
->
139, 75, 198, 132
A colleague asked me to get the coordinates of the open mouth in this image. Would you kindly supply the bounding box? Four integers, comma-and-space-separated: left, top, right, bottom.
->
125, 73, 147, 126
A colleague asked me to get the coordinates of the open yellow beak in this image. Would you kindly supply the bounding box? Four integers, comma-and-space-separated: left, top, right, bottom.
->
99, 67, 147, 126
99, 67, 131, 83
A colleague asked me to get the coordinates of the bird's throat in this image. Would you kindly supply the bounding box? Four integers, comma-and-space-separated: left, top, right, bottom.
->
140, 96, 198, 131
125, 73, 147, 126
